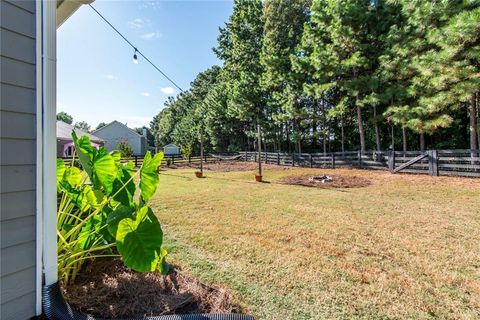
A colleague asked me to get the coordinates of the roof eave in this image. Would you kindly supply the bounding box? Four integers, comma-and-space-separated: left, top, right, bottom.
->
57, 0, 95, 28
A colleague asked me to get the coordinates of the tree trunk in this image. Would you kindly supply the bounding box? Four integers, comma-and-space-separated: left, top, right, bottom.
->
477, 93, 480, 150
286, 122, 291, 154
469, 93, 478, 158
298, 140, 302, 154
356, 103, 366, 153
419, 133, 425, 151
373, 105, 381, 151
402, 126, 407, 154
341, 118, 345, 155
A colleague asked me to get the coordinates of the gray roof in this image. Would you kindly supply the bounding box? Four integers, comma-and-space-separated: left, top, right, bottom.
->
57, 121, 104, 143
92, 120, 144, 138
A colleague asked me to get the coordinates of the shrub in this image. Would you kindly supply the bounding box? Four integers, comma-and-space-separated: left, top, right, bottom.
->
181, 144, 193, 160
57, 132, 166, 283
117, 139, 133, 157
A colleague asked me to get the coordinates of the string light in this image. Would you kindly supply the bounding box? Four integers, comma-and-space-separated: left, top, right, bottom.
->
133, 48, 138, 64
88, 4, 184, 92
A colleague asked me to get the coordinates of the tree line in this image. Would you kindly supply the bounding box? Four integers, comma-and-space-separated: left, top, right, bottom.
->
151, 0, 480, 155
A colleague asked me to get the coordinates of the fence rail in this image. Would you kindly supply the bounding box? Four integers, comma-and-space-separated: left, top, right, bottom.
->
60, 153, 217, 168
60, 149, 480, 178
240, 149, 480, 178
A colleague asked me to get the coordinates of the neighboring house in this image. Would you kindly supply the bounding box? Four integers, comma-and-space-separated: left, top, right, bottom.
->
1, 1, 93, 319
56, 121, 104, 157
164, 143, 180, 155
92, 120, 147, 155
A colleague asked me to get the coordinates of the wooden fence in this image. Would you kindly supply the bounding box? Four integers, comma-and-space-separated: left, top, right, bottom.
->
241, 149, 480, 178
60, 153, 217, 168
60, 149, 480, 178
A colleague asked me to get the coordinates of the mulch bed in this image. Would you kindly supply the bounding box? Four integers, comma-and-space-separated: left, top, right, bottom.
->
281, 173, 371, 188
62, 258, 238, 319
167, 160, 292, 172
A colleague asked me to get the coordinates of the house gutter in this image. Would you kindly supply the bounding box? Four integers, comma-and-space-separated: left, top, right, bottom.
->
35, 0, 44, 315
42, 0, 59, 291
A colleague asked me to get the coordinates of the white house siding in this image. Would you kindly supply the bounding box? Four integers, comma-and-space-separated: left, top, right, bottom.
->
93, 121, 146, 155
0, 1, 38, 319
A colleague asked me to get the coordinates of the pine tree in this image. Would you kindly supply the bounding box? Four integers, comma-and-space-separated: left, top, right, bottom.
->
260, 0, 311, 152
214, 0, 265, 132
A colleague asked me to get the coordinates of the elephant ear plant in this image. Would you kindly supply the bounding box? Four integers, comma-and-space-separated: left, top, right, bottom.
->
57, 132, 167, 283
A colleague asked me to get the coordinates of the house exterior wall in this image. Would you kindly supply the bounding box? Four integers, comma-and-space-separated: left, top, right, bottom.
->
94, 121, 146, 155
164, 144, 180, 155
0, 1, 38, 319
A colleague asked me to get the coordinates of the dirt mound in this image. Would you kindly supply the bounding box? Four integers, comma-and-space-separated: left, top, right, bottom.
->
62, 258, 238, 319
282, 173, 371, 188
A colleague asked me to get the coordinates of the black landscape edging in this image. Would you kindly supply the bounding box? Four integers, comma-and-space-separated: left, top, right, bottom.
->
43, 282, 254, 320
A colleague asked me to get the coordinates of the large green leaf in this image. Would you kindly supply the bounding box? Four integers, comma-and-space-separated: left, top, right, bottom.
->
115, 206, 163, 272
65, 167, 83, 187
107, 205, 135, 237
112, 162, 135, 206
72, 131, 94, 177
139, 152, 164, 203
92, 148, 117, 194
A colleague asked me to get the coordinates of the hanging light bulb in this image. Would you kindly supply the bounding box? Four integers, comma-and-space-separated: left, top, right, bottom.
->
133, 48, 138, 64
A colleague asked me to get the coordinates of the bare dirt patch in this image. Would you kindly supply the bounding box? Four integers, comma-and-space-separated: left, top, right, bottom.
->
62, 258, 238, 319
168, 160, 292, 172
281, 173, 371, 188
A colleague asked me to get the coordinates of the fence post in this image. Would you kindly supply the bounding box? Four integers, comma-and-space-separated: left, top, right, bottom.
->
171, 155, 174, 165
292, 153, 295, 167
265, 151, 268, 164
134, 155, 138, 167
388, 150, 395, 173
332, 154, 336, 169
245, 151, 248, 162
428, 150, 439, 176
254, 152, 257, 163
358, 150, 362, 168
277, 152, 280, 165
204, 153, 207, 163
188, 155, 191, 164
309, 154, 313, 168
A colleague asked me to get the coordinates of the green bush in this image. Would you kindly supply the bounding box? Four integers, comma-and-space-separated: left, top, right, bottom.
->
57, 132, 166, 283
117, 139, 133, 157
181, 144, 193, 160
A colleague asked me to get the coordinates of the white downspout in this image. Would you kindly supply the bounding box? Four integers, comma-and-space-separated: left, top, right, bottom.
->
35, 0, 44, 315
42, 0, 58, 287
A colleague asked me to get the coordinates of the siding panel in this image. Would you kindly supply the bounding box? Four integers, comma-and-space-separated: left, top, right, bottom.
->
0, 215, 35, 249
0, 190, 35, 221
0, 139, 36, 165
0, 56, 36, 89
0, 83, 36, 114
0, 28, 36, 64
0, 165, 35, 193
3, 0, 35, 13
0, 267, 36, 304
1, 241, 36, 276
0, 0, 37, 318
0, 1, 35, 38
0, 291, 36, 320
0, 111, 36, 139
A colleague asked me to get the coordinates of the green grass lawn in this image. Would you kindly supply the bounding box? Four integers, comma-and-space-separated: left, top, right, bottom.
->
151, 166, 480, 320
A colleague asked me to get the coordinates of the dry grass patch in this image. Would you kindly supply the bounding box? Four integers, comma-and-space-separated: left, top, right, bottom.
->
152, 166, 480, 320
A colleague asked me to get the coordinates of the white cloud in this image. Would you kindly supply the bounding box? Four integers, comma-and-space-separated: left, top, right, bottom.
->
141, 31, 162, 40
102, 74, 117, 81
160, 87, 175, 95
128, 18, 145, 29
141, 92, 150, 97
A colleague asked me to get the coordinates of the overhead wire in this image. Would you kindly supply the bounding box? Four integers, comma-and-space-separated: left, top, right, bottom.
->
88, 4, 184, 92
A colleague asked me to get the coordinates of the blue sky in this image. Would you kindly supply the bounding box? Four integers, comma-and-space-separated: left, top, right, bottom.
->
58, 0, 233, 129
